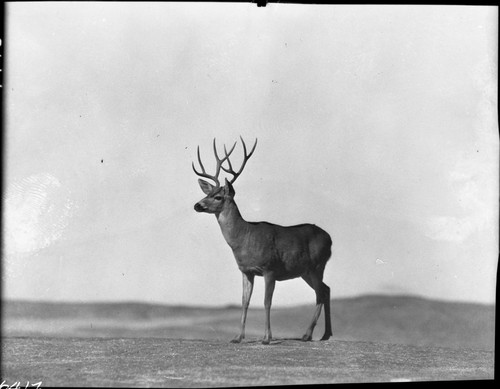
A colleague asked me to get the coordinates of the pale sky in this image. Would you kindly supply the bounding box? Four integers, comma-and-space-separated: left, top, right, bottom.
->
3, 3, 498, 307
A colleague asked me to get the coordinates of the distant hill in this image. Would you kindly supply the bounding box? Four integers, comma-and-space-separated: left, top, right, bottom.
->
2, 294, 495, 351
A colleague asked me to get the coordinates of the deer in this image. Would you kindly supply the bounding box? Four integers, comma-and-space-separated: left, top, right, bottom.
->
192, 137, 333, 345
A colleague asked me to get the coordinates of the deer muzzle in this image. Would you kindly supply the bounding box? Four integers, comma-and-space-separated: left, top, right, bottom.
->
194, 202, 206, 212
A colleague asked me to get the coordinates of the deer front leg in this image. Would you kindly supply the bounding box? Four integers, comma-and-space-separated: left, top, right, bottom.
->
231, 272, 254, 343
262, 273, 276, 345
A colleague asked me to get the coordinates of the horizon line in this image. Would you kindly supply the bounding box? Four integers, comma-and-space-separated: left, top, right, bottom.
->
2, 292, 495, 308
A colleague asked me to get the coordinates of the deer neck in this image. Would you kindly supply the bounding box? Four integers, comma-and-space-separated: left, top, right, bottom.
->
216, 199, 249, 250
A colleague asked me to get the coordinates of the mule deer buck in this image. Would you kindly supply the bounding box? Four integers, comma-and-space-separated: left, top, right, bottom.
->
193, 137, 332, 344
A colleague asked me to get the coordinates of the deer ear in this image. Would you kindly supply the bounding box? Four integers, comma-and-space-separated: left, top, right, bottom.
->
224, 178, 235, 197
198, 179, 214, 195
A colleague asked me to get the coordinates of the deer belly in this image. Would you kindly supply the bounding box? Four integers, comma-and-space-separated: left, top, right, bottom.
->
234, 255, 266, 275
275, 251, 313, 280
232, 248, 272, 276
274, 264, 308, 281
233, 249, 309, 280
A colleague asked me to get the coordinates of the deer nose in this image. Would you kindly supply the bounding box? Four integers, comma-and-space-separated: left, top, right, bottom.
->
194, 203, 205, 212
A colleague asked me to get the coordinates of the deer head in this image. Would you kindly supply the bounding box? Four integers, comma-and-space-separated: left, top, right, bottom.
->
193, 136, 257, 214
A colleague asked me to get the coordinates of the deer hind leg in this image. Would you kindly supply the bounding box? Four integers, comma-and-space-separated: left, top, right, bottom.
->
231, 272, 254, 343
320, 282, 332, 340
301, 271, 331, 341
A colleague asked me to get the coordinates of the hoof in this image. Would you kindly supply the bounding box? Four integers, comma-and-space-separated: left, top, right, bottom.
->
230, 336, 243, 344
302, 334, 312, 342
262, 338, 271, 345
320, 334, 332, 341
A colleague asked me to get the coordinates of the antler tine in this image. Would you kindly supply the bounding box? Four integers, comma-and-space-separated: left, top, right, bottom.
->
221, 136, 258, 184
192, 144, 218, 185
223, 141, 237, 172
215, 139, 236, 163
241, 135, 258, 158
214, 138, 237, 173
192, 146, 205, 175
192, 138, 237, 188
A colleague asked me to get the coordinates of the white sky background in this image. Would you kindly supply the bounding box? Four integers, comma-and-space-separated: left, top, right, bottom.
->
3, 3, 498, 306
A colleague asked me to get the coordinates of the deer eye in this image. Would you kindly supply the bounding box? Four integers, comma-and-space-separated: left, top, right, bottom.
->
214, 195, 223, 201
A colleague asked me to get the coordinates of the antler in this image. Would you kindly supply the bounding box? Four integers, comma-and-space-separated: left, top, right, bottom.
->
192, 138, 236, 188
222, 136, 258, 184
